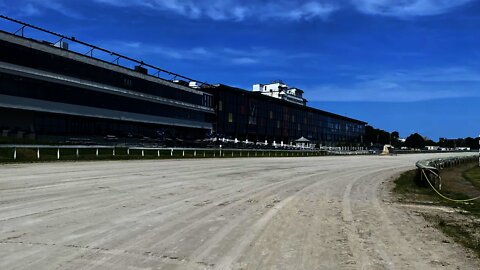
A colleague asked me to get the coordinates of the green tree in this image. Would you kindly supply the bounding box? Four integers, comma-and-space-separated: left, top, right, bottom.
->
364, 125, 391, 146
465, 137, 479, 149
405, 133, 426, 149
391, 131, 402, 147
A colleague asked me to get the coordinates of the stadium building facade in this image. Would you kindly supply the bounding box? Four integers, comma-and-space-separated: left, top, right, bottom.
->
0, 19, 214, 142
203, 84, 365, 146
0, 17, 365, 146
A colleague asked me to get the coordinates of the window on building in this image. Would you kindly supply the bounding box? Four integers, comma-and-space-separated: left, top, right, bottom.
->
203, 94, 213, 108
228, 113, 233, 123
248, 104, 257, 125
123, 78, 132, 89
219, 100, 223, 111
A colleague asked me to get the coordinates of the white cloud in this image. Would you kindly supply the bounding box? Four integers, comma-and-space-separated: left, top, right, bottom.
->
231, 57, 259, 65
305, 67, 480, 102
8, 0, 475, 20
94, 0, 339, 21
351, 0, 474, 17
103, 40, 319, 67
6, 0, 86, 19
93, 0, 474, 20
23, 4, 41, 16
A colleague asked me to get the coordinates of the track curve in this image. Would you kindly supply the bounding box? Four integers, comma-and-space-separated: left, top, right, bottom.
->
0, 153, 478, 269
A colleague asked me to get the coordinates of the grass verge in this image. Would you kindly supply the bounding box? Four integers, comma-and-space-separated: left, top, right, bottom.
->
464, 166, 480, 190
393, 164, 480, 257
423, 215, 480, 258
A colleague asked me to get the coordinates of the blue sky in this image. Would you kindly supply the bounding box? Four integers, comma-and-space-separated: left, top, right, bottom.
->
1, 0, 479, 140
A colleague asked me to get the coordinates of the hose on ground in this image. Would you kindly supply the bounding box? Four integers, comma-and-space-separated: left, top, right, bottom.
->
421, 169, 480, 203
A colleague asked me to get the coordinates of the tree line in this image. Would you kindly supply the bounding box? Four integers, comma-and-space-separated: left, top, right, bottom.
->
363, 125, 479, 150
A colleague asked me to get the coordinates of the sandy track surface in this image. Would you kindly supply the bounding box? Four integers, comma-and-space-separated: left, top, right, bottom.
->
0, 153, 478, 269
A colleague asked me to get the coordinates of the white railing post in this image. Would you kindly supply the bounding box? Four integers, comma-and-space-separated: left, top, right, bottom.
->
13, 147, 16, 160
171, 148, 173, 156
57, 148, 60, 160
96, 148, 99, 157
157, 150, 160, 157
142, 150, 145, 157
37, 148, 40, 159
112, 148, 115, 156
127, 148, 130, 155
182, 150, 185, 157
194, 150, 196, 157
76, 148, 79, 158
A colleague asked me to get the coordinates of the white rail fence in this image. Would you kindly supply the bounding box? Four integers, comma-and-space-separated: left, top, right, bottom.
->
415, 155, 478, 190
0, 144, 360, 161
415, 155, 479, 202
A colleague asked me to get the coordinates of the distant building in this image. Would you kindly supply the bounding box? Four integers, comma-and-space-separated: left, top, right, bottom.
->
253, 82, 307, 106
425, 146, 439, 151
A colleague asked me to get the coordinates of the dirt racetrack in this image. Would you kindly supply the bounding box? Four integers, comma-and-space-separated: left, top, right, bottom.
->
1, 153, 479, 269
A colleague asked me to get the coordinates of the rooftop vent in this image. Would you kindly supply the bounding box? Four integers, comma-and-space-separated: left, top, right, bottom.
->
134, 65, 148, 75
172, 79, 189, 86
189, 81, 202, 89
54, 41, 69, 50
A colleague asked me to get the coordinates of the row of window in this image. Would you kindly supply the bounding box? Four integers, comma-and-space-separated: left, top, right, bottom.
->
217, 93, 361, 130
222, 111, 363, 134
0, 39, 213, 108
0, 73, 211, 123
7, 110, 206, 139
210, 88, 365, 142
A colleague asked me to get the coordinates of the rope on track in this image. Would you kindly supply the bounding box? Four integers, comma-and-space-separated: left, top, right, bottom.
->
421, 169, 480, 203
